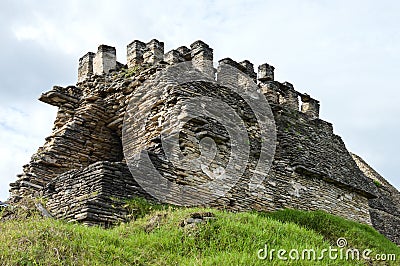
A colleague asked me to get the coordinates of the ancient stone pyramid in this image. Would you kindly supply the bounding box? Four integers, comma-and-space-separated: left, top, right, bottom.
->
8, 39, 400, 245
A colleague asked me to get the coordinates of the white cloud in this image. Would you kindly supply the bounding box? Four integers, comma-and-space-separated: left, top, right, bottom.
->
13, 25, 42, 41
0, 103, 56, 200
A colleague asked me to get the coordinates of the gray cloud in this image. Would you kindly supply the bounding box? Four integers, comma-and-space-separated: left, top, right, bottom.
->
0, 0, 399, 200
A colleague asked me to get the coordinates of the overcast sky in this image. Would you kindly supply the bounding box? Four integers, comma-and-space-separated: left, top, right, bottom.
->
0, 0, 399, 201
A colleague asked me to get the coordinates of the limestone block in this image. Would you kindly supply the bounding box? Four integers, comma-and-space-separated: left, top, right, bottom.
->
143, 39, 164, 64
127, 40, 146, 68
93, 45, 116, 75
78, 52, 95, 82
258, 63, 275, 82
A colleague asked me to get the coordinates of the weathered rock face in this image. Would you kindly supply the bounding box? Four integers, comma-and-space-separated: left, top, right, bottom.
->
44, 161, 150, 226
8, 39, 400, 245
352, 153, 400, 245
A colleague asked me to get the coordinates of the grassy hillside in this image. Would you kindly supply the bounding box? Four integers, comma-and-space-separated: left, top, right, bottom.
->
0, 198, 398, 265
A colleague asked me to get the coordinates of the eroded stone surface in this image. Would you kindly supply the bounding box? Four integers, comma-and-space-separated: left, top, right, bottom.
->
7, 39, 400, 245
352, 153, 400, 244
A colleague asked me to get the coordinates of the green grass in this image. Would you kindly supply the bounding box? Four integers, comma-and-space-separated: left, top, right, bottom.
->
373, 180, 383, 187
0, 199, 398, 265
123, 65, 142, 78
261, 208, 399, 257
122, 197, 169, 220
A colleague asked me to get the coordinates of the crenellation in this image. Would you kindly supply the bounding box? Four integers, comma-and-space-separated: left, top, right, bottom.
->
217, 58, 256, 86
164, 49, 184, 64
218, 57, 241, 69
176, 46, 191, 60
279, 82, 299, 110
217, 58, 253, 89
190, 40, 213, 58
258, 63, 275, 82
127, 40, 146, 68
217, 58, 242, 87
93, 45, 116, 75
239, 60, 257, 81
8, 38, 400, 246
190, 40, 214, 78
78, 52, 95, 82
300, 93, 320, 118
143, 39, 164, 64
260, 81, 280, 104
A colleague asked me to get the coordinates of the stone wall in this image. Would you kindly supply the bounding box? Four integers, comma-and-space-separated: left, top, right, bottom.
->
243, 107, 376, 225
352, 154, 400, 245
44, 161, 151, 226
8, 38, 400, 245
93, 45, 117, 75
121, 73, 375, 225
9, 83, 123, 201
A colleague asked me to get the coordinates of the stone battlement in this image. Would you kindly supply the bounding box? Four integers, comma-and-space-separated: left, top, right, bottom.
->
78, 39, 321, 119
8, 38, 400, 245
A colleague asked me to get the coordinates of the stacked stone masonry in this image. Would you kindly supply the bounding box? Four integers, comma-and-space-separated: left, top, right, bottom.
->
8, 39, 400, 245
44, 161, 151, 226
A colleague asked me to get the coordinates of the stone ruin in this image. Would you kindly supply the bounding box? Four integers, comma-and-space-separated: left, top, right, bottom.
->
7, 39, 400, 245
